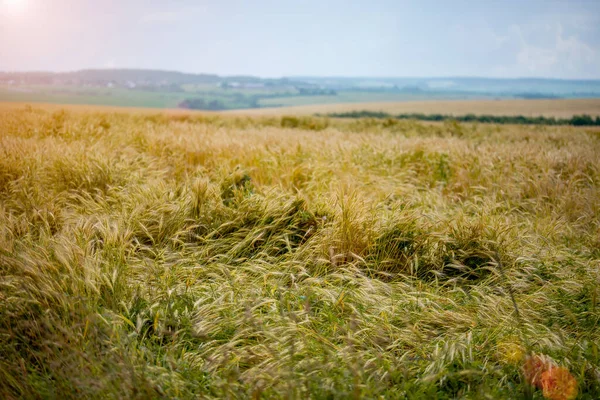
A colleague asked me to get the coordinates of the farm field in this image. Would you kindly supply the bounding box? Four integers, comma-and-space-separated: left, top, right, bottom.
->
255, 91, 494, 108
233, 98, 600, 118
1, 104, 599, 398
0, 84, 280, 111
3, 83, 480, 112
0, 85, 188, 109
0, 101, 210, 116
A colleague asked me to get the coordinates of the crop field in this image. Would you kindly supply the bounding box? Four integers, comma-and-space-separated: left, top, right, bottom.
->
235, 98, 600, 118
0, 102, 209, 117
0, 85, 188, 109
1, 105, 599, 398
255, 92, 494, 108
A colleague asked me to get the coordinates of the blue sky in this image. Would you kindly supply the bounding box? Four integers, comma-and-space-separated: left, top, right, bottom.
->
1, 0, 599, 78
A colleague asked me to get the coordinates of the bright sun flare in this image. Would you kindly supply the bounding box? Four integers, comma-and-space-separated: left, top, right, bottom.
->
2, 0, 28, 15
3, 0, 26, 8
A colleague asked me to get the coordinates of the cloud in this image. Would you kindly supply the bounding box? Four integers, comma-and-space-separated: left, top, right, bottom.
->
555, 25, 595, 66
514, 25, 558, 72
450, 22, 510, 49
508, 22, 598, 77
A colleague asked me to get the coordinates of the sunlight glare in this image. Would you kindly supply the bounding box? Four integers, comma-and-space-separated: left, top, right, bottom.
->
2, 0, 28, 14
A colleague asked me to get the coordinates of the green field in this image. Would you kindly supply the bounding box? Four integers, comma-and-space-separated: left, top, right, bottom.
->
5, 71, 600, 112
0, 85, 286, 110
1, 105, 599, 398
0, 86, 187, 108
0, 85, 491, 111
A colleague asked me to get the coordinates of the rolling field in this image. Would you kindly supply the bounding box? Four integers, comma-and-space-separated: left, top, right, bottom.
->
233, 98, 600, 118
0, 101, 210, 116
1, 104, 599, 398
0, 86, 189, 109
255, 91, 494, 108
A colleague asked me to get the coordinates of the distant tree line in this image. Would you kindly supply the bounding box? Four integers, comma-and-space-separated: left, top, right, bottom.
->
178, 87, 339, 111
179, 98, 228, 111
296, 87, 337, 96
326, 111, 600, 126
514, 92, 561, 100
178, 94, 261, 110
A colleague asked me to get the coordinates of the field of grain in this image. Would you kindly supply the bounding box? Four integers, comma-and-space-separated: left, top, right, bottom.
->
234, 98, 600, 118
0, 101, 210, 116
1, 104, 599, 398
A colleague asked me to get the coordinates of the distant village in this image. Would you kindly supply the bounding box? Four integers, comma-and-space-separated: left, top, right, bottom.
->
0, 71, 329, 92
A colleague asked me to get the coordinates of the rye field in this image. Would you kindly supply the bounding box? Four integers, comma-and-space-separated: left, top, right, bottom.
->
0, 104, 599, 399
234, 98, 600, 118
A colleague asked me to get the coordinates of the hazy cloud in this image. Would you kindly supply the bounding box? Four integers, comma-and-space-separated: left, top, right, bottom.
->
512, 23, 597, 76
2, 0, 599, 78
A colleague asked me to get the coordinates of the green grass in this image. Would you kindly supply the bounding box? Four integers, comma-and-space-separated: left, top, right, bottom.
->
0, 106, 599, 398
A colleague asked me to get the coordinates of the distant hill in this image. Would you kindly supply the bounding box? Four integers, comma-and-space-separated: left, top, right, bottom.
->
62, 69, 222, 85
1, 69, 600, 97
291, 76, 600, 98
1, 69, 600, 110
0, 69, 306, 88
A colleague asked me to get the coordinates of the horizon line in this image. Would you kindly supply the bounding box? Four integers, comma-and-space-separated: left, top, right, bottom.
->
1, 68, 600, 82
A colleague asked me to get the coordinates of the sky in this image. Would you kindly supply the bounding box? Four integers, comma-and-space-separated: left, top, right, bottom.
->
0, 0, 599, 79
